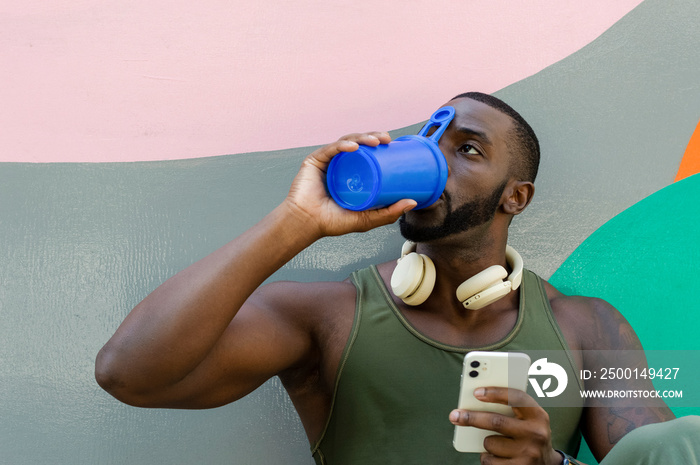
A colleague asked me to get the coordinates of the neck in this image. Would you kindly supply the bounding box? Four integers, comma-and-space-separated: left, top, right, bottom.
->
418, 226, 508, 277
410, 225, 518, 315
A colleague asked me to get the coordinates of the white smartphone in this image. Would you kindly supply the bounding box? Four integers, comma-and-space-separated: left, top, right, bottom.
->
453, 351, 531, 453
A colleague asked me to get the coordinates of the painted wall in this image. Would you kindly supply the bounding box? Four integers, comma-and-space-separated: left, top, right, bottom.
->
1, 0, 698, 463
1, 0, 643, 163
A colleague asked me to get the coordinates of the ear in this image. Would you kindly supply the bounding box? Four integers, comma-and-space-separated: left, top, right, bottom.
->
502, 180, 534, 215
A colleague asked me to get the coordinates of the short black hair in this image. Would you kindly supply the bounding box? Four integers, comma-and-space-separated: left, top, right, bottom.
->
452, 92, 540, 182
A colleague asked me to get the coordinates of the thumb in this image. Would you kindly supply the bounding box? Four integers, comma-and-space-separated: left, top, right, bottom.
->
361, 199, 418, 230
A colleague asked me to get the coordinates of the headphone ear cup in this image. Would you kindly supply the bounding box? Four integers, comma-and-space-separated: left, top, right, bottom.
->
401, 254, 435, 306
390, 253, 436, 306
391, 253, 425, 299
462, 281, 512, 310
455, 265, 508, 303
505, 245, 523, 290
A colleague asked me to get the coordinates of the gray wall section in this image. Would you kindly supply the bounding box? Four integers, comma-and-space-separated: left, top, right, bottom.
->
1, 0, 699, 463
0, 160, 315, 464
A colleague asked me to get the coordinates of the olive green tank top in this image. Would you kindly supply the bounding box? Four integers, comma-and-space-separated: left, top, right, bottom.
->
311, 267, 583, 465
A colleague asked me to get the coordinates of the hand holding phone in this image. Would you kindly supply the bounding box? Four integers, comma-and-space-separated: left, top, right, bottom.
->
453, 351, 531, 453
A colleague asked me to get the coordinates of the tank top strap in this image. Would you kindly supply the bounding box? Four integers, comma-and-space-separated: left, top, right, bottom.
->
506, 269, 584, 389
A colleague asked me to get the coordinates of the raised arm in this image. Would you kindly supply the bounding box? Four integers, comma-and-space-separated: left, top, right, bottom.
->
94, 132, 417, 409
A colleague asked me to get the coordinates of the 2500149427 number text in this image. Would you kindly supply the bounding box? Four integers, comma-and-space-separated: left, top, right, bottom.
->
580, 368, 680, 381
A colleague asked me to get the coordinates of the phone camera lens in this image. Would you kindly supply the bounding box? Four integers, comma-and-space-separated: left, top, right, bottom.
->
469, 370, 479, 378
470, 361, 480, 368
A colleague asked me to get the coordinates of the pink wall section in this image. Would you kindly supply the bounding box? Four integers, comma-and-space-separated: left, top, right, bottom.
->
0, 0, 643, 162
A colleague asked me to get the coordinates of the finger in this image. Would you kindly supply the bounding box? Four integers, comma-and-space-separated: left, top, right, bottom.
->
354, 199, 417, 232
474, 387, 540, 414
475, 387, 545, 421
338, 132, 390, 146
309, 132, 392, 170
482, 434, 516, 458
306, 139, 359, 167
479, 452, 509, 465
365, 131, 392, 144
449, 409, 519, 436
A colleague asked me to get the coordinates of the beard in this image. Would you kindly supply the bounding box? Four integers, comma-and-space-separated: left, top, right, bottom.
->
399, 180, 508, 243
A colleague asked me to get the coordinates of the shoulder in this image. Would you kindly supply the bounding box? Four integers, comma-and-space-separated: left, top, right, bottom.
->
247, 277, 360, 354
249, 278, 361, 402
539, 278, 643, 352
250, 278, 357, 323
253, 278, 358, 306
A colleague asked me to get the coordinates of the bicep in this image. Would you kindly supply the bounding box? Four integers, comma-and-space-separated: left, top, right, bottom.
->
578, 299, 675, 460
145, 282, 317, 409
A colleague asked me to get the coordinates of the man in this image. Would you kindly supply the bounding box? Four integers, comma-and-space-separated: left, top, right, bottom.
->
95, 93, 697, 464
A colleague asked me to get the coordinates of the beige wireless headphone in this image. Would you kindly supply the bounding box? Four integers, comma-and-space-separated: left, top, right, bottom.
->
390, 241, 524, 309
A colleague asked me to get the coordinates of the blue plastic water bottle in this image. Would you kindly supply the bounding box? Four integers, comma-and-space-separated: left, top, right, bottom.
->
326, 106, 454, 211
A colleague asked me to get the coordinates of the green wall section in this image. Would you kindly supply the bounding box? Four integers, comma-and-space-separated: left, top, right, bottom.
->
1, 0, 699, 463
551, 173, 700, 353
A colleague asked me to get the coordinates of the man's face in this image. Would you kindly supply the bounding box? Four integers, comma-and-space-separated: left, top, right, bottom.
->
399, 97, 515, 243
